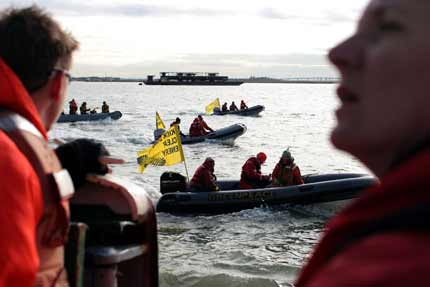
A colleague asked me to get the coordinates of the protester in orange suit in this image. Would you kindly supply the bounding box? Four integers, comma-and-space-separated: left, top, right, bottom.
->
239, 152, 271, 189
189, 157, 219, 192
0, 6, 113, 287
271, 149, 304, 187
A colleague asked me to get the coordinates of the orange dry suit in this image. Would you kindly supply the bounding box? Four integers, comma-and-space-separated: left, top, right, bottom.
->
271, 161, 304, 186
239, 156, 270, 189
0, 58, 74, 287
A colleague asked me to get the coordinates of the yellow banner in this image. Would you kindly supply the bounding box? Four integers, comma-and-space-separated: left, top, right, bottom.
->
137, 125, 185, 173
205, 98, 220, 115
155, 111, 166, 129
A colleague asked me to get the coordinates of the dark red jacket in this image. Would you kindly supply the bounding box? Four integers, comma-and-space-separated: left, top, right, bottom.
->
240, 156, 268, 189
189, 119, 203, 137
271, 162, 304, 186
0, 57, 47, 286
295, 149, 430, 287
190, 162, 218, 191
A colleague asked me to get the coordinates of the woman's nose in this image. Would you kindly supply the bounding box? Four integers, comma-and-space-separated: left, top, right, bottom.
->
328, 35, 364, 70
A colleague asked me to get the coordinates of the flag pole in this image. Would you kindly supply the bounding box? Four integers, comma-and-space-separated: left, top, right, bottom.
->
183, 161, 190, 182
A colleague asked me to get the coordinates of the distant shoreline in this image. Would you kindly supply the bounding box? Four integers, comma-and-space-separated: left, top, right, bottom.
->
72, 76, 339, 84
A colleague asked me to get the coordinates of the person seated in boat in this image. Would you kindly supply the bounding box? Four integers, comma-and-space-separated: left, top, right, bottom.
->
230, 101, 239, 111
90, 108, 97, 114
189, 157, 219, 192
189, 117, 204, 137
271, 149, 304, 187
170, 117, 185, 137
198, 115, 214, 134
239, 152, 271, 189
102, 101, 109, 113
240, 100, 248, 110
69, 98, 78, 114
80, 102, 90, 114
222, 102, 228, 112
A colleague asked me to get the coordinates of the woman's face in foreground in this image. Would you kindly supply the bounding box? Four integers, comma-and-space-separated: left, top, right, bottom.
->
329, 0, 430, 171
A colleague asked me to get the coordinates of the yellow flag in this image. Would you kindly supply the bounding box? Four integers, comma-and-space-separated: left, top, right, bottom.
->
205, 98, 220, 115
155, 111, 166, 129
137, 125, 185, 173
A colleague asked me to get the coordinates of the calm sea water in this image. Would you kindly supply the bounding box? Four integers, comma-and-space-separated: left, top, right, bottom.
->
50, 82, 369, 287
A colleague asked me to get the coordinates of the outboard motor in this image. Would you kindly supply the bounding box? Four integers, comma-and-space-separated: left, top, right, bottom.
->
160, 171, 187, 194
153, 128, 165, 141
68, 174, 158, 287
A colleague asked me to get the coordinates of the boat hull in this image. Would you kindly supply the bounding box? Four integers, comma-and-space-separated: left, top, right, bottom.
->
143, 81, 243, 86
57, 111, 122, 123
156, 173, 378, 214
154, 123, 247, 145
213, 105, 265, 116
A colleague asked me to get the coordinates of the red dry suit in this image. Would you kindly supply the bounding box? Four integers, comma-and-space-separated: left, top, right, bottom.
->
295, 149, 430, 287
271, 162, 304, 186
239, 156, 270, 189
190, 160, 218, 191
189, 118, 204, 137
0, 58, 73, 287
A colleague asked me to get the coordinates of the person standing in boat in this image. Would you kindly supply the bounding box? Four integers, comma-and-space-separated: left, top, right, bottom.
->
295, 0, 430, 286
229, 101, 239, 111
0, 6, 116, 286
271, 149, 304, 187
222, 102, 228, 112
101, 101, 109, 113
239, 152, 271, 189
240, 100, 248, 110
69, 98, 78, 114
189, 157, 219, 192
79, 101, 90, 114
170, 117, 185, 137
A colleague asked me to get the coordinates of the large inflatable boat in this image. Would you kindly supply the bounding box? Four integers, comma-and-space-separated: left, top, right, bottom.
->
57, 111, 122, 123
213, 105, 265, 116
154, 123, 247, 145
156, 173, 378, 214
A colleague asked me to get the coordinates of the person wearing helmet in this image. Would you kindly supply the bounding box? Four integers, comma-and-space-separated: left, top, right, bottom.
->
271, 149, 304, 187
189, 157, 219, 192
239, 152, 271, 189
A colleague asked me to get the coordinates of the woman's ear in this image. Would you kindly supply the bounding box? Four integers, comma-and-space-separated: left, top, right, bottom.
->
50, 71, 63, 101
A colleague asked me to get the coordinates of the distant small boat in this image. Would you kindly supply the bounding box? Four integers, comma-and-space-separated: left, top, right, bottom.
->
213, 105, 265, 117
156, 173, 377, 214
57, 111, 122, 123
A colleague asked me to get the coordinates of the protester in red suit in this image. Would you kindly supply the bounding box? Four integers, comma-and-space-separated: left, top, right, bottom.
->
189, 117, 203, 137
189, 157, 219, 192
198, 115, 214, 134
295, 0, 430, 286
271, 149, 304, 187
239, 152, 271, 189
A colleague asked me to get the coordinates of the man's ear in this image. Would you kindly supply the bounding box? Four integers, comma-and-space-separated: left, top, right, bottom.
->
50, 72, 63, 101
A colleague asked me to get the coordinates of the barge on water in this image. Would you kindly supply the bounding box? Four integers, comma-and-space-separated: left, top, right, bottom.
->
143, 72, 243, 86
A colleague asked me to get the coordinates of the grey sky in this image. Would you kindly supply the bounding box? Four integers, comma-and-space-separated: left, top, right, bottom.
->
1, 1, 367, 78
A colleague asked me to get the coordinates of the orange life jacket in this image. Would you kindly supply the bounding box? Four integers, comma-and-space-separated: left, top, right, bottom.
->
0, 113, 74, 286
